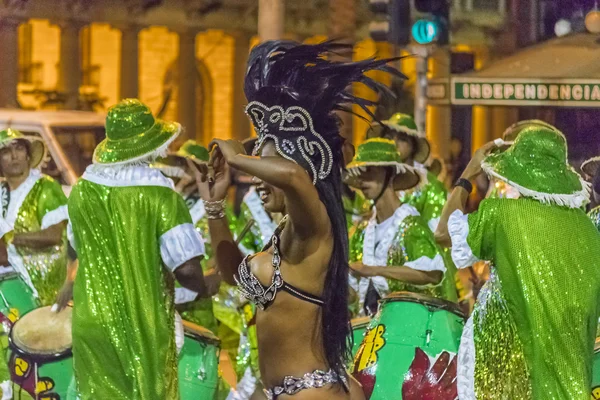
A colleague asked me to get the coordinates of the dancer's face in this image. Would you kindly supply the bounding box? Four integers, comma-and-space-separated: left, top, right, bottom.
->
0, 141, 30, 178
357, 167, 387, 200
255, 141, 286, 213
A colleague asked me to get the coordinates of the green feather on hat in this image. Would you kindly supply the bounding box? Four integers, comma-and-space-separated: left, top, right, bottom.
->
345, 138, 426, 191
367, 113, 431, 164
482, 126, 590, 208
0, 128, 47, 171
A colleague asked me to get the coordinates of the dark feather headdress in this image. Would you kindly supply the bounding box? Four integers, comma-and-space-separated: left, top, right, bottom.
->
244, 40, 405, 184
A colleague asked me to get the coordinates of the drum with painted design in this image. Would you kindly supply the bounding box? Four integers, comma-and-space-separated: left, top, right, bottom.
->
8, 306, 73, 399
0, 272, 38, 324
591, 338, 600, 399
179, 320, 221, 399
351, 316, 371, 358
352, 292, 465, 399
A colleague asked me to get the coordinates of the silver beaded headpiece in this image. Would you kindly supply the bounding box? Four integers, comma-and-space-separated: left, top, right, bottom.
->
245, 101, 333, 185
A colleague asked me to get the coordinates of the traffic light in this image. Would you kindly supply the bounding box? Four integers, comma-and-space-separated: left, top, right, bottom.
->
413, 0, 450, 45
368, 0, 411, 46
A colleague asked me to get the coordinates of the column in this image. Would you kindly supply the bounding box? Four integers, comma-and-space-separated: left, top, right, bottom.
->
0, 17, 21, 108
231, 31, 251, 141
58, 20, 84, 110
178, 30, 197, 140
426, 48, 452, 161
120, 24, 141, 100
258, 0, 285, 42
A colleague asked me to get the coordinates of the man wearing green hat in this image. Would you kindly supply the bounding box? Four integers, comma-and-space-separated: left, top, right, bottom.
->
346, 138, 457, 316
436, 126, 600, 399
0, 128, 69, 398
370, 113, 447, 232
65, 99, 212, 399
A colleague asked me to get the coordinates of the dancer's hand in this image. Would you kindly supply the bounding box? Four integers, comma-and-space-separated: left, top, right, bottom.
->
461, 140, 498, 181
209, 139, 246, 165
186, 158, 230, 202
203, 271, 222, 297
53, 281, 74, 313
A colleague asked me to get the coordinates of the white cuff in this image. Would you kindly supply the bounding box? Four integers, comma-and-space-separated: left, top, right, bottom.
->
189, 200, 205, 226
67, 219, 76, 250
175, 287, 198, 304
41, 205, 69, 229
1, 380, 12, 400
160, 223, 205, 271
405, 253, 446, 273
448, 210, 480, 269
175, 312, 184, 354
0, 218, 12, 240
428, 216, 441, 233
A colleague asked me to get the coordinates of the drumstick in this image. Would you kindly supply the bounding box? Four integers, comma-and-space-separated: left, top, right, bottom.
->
235, 218, 255, 246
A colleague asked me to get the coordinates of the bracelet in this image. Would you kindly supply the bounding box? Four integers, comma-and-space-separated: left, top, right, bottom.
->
204, 199, 226, 220
454, 178, 473, 193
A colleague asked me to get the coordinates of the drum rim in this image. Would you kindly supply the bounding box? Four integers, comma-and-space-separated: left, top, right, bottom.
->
0, 271, 19, 281
380, 291, 465, 319
182, 320, 221, 347
8, 306, 73, 363
351, 316, 371, 329
595, 337, 600, 353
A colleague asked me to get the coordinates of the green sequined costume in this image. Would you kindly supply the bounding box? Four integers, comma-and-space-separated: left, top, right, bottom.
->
449, 198, 600, 399
401, 171, 447, 232
349, 203, 457, 316
68, 165, 205, 399
343, 188, 371, 231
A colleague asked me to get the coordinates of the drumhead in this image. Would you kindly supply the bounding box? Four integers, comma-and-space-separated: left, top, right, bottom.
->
381, 291, 465, 319
351, 316, 371, 330
10, 306, 72, 361
182, 320, 220, 347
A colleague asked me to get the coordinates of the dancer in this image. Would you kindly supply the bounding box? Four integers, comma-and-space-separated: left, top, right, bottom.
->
370, 113, 446, 231
346, 138, 456, 316
189, 40, 400, 399
436, 125, 600, 399
65, 99, 212, 399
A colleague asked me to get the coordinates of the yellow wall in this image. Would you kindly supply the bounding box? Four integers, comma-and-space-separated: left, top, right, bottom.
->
197, 30, 234, 141
139, 26, 179, 121
88, 23, 120, 110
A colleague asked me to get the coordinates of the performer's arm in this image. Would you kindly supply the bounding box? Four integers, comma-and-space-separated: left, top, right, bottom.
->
435, 141, 497, 247
212, 139, 329, 240
174, 258, 211, 298
13, 221, 66, 248
53, 246, 78, 312
350, 262, 442, 285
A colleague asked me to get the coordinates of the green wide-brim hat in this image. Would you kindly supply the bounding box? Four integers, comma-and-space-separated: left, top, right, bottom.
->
0, 128, 47, 170
345, 138, 426, 191
581, 156, 600, 178
172, 140, 209, 165
501, 119, 558, 142
367, 113, 431, 164
93, 98, 181, 165
482, 126, 589, 208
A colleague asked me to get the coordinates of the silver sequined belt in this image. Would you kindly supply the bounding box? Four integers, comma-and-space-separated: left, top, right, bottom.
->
264, 369, 347, 399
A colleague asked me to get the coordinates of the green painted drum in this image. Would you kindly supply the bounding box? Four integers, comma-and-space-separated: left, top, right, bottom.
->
591, 338, 600, 399
8, 306, 73, 400
352, 292, 465, 399
351, 316, 371, 358
179, 320, 221, 400
0, 272, 38, 322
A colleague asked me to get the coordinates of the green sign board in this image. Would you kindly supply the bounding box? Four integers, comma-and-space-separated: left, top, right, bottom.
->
452, 78, 600, 107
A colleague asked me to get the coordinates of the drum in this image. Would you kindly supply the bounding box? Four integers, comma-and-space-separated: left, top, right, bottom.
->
351, 316, 371, 358
8, 306, 73, 400
0, 272, 38, 324
591, 338, 600, 399
179, 319, 221, 400
352, 292, 465, 399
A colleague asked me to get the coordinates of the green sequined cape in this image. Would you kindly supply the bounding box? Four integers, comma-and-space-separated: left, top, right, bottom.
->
68, 173, 197, 399
452, 198, 600, 399
349, 204, 457, 316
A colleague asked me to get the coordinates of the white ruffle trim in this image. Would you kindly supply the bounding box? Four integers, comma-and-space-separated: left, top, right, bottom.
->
482, 161, 590, 209
6, 244, 38, 298
0, 379, 12, 400
160, 223, 205, 271
243, 187, 276, 241
41, 205, 69, 230
427, 216, 441, 233
67, 219, 76, 250
189, 200, 205, 225
448, 210, 480, 269
457, 316, 476, 400
227, 366, 258, 400
405, 253, 446, 273
175, 287, 198, 304
175, 312, 184, 354
83, 164, 175, 189
6, 169, 42, 227
0, 218, 12, 240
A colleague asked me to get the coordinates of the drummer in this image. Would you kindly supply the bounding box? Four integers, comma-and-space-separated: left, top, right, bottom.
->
63, 99, 216, 399
0, 128, 68, 398
346, 138, 457, 317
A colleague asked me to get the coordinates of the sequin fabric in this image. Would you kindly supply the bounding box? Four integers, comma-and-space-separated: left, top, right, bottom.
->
349, 213, 457, 313
401, 171, 447, 227
465, 198, 600, 399
14, 176, 67, 306
68, 179, 192, 399
343, 190, 372, 231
